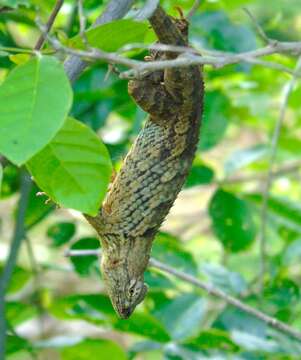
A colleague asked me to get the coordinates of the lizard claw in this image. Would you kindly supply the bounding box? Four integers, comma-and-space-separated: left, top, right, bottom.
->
174, 6, 185, 20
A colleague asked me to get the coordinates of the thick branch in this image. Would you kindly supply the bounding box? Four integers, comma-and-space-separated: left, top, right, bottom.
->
64, 249, 301, 342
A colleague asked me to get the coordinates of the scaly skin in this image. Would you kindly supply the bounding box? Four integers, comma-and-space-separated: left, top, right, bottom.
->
85, 6, 204, 319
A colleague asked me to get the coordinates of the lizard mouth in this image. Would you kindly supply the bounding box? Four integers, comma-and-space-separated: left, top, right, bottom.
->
118, 307, 133, 319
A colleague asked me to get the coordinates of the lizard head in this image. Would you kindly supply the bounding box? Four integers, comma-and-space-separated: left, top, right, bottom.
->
100, 242, 150, 319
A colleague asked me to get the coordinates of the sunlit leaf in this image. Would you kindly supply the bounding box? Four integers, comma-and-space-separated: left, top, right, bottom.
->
0, 56, 72, 165
27, 117, 112, 215
61, 339, 127, 360
115, 312, 170, 343
70, 19, 149, 52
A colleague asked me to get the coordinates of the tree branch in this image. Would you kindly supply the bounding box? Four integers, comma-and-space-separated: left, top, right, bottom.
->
64, 249, 301, 342
45, 33, 301, 79
34, 0, 64, 51
0, 171, 32, 360
258, 56, 301, 292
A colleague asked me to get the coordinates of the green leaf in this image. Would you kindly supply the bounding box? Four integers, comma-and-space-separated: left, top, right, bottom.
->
24, 183, 54, 229
47, 222, 76, 247
5, 266, 31, 294
264, 278, 300, 308
69, 237, 100, 276
0, 163, 2, 193
185, 329, 239, 352
152, 232, 197, 275
115, 312, 170, 343
185, 163, 214, 188
70, 19, 149, 52
0, 56, 72, 165
27, 117, 112, 215
61, 339, 127, 360
0, 164, 19, 198
153, 293, 205, 341
6, 335, 31, 355
224, 144, 268, 175
6, 301, 36, 326
0, 0, 29, 8
49, 294, 115, 323
209, 189, 256, 252
198, 91, 230, 151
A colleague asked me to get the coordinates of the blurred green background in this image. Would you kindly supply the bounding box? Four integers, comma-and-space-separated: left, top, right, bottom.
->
1, 0, 301, 358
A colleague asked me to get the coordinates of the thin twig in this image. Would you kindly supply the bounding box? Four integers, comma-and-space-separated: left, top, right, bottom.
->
243, 7, 271, 44
64, 249, 301, 342
77, 0, 88, 46
34, 0, 64, 51
258, 56, 301, 292
48, 31, 301, 79
0, 171, 32, 360
188, 0, 201, 18
218, 159, 301, 185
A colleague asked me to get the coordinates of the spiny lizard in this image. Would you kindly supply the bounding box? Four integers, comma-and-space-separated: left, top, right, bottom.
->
86, 5, 204, 318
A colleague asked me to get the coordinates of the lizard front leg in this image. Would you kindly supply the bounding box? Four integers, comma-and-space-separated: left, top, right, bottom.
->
128, 77, 177, 119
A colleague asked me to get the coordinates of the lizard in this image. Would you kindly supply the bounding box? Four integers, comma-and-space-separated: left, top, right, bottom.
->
85, 5, 204, 319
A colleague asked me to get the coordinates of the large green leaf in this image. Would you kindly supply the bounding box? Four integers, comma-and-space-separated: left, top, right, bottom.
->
0, 56, 72, 165
27, 117, 112, 215
61, 339, 127, 360
209, 189, 256, 252
70, 19, 149, 52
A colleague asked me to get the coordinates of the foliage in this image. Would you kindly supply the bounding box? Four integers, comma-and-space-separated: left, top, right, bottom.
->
1, 0, 301, 359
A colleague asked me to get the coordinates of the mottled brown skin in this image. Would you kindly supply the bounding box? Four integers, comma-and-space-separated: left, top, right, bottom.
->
85, 6, 204, 319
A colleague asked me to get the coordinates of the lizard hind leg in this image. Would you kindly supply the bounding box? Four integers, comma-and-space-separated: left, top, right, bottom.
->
128, 77, 177, 119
